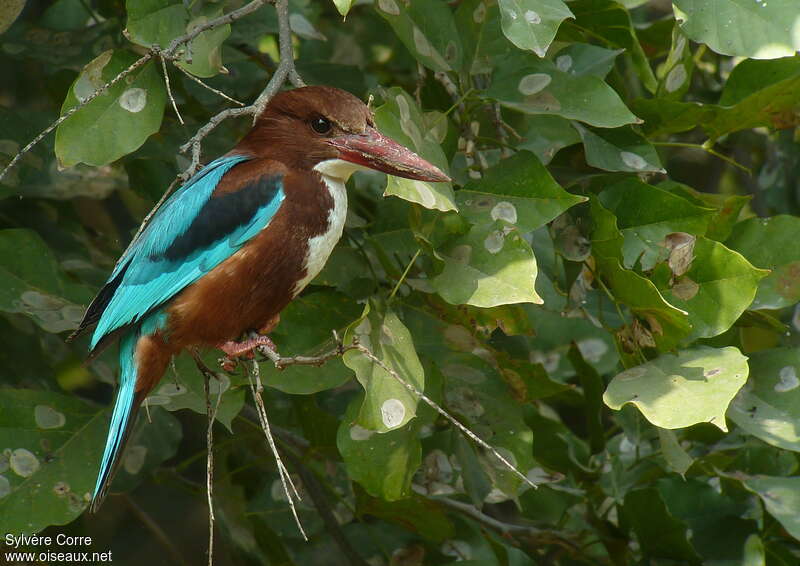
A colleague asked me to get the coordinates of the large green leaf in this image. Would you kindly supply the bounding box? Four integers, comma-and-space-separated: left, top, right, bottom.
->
432, 220, 543, 308
488, 55, 640, 127
598, 178, 714, 270
729, 348, 800, 452
456, 151, 586, 232
455, 0, 511, 75
725, 215, 800, 310
673, 0, 800, 59
55, 49, 166, 167
336, 395, 421, 500
497, 0, 573, 57
343, 305, 424, 432
0, 390, 104, 533
604, 346, 749, 431
658, 237, 768, 340
574, 124, 664, 173
373, 88, 456, 212
0, 229, 92, 333
742, 476, 800, 541
516, 115, 581, 164
375, 0, 463, 72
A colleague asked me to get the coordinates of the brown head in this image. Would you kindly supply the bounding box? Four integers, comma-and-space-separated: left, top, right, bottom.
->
237, 86, 450, 183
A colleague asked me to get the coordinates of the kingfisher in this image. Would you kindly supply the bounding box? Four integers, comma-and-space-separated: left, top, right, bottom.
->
71, 86, 450, 512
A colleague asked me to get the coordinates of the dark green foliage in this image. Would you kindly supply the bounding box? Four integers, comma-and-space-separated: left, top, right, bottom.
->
2, 0, 800, 564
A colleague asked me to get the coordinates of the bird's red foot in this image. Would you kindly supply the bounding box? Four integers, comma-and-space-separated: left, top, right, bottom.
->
217, 335, 277, 371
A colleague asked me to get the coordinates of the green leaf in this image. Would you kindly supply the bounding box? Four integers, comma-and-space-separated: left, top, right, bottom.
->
742, 476, 800, 541
456, 151, 586, 232
623, 488, 702, 563
553, 43, 623, 78
373, 88, 456, 212
719, 57, 800, 106
497, 0, 574, 57
488, 55, 640, 127
374, 0, 463, 72
0, 390, 104, 533
148, 351, 244, 431
355, 491, 455, 541
657, 428, 693, 476
659, 180, 749, 242
454, 0, 510, 75
0, 229, 92, 333
261, 291, 361, 394
598, 178, 714, 270
728, 348, 800, 452
344, 305, 424, 432
516, 115, 581, 164
432, 221, 543, 308
332, 0, 354, 17
725, 215, 800, 310
55, 49, 166, 167
574, 124, 664, 173
569, 0, 657, 92
673, 0, 800, 59
658, 237, 768, 340
604, 346, 749, 431
336, 395, 421, 500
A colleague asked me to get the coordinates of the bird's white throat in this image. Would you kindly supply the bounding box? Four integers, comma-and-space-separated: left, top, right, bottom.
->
292, 160, 352, 295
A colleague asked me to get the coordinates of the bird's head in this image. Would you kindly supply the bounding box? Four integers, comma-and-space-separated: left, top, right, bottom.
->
242, 86, 450, 183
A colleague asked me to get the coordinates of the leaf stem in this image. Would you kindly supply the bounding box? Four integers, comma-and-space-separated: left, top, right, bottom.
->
654, 141, 752, 175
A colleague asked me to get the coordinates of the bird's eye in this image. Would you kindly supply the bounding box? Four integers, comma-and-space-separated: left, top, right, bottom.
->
310, 117, 332, 134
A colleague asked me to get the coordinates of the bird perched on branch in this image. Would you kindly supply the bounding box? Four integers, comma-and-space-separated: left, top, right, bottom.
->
70, 86, 450, 512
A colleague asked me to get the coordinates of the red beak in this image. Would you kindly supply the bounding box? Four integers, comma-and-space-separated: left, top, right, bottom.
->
327, 126, 451, 183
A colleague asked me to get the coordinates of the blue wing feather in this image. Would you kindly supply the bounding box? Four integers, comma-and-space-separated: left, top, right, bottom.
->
89, 155, 285, 349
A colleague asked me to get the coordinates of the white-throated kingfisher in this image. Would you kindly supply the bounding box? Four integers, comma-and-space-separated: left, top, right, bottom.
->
71, 86, 450, 511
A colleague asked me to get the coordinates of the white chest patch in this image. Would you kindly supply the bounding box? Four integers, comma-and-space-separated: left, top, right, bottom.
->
292, 160, 357, 296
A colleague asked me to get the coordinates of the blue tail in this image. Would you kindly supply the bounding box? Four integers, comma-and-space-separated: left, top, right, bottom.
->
90, 327, 142, 512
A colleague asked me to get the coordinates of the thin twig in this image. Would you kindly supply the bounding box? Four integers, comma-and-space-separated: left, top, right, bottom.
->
161, 55, 185, 125
653, 141, 752, 174
250, 333, 537, 491
0, 0, 269, 184
0, 52, 154, 183
192, 352, 224, 566
246, 359, 308, 540
175, 64, 245, 106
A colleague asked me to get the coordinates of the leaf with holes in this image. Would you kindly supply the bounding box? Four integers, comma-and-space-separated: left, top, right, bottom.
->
604, 346, 749, 431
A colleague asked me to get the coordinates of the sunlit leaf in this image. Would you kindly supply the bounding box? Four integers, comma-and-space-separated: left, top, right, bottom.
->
496, 0, 573, 57
604, 346, 749, 431
673, 0, 800, 59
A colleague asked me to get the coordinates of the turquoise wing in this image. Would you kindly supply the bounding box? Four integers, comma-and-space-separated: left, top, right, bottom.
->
83, 155, 285, 350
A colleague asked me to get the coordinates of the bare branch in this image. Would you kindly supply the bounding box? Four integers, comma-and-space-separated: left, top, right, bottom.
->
161, 55, 184, 125
246, 359, 308, 540
175, 64, 245, 107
